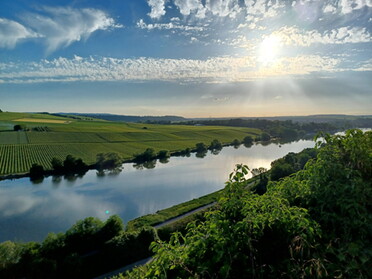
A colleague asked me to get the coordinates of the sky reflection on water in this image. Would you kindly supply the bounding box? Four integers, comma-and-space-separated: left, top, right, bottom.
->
0, 140, 315, 242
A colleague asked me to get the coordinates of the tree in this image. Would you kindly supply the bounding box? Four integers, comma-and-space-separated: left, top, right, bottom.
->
260, 132, 271, 141
29, 164, 44, 180
98, 215, 124, 242
232, 139, 241, 148
195, 142, 207, 152
63, 155, 77, 173
96, 153, 122, 170
126, 164, 320, 278
209, 139, 222, 150
13, 124, 24, 131
51, 157, 63, 173
242, 135, 253, 145
0, 241, 22, 269
65, 217, 103, 253
270, 163, 294, 181
134, 148, 156, 163
157, 150, 170, 159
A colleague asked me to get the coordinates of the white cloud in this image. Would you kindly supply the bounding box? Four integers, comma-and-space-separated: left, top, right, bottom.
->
147, 0, 248, 20
323, 4, 337, 13
354, 58, 372, 71
272, 26, 371, 46
22, 6, 121, 54
206, 0, 242, 18
0, 53, 346, 84
0, 18, 40, 48
137, 19, 204, 31
174, 0, 207, 18
259, 55, 341, 76
339, 0, 372, 14
147, 0, 166, 19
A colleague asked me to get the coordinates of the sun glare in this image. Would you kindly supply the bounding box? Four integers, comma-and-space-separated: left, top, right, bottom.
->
258, 35, 282, 65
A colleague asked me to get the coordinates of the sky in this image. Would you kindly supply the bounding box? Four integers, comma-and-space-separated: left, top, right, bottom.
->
0, 0, 371, 117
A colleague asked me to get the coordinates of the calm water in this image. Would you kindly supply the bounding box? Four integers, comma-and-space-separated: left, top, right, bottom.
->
0, 140, 315, 242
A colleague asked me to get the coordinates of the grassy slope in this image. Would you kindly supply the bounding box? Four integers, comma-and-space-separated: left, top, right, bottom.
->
126, 175, 261, 231
0, 112, 261, 175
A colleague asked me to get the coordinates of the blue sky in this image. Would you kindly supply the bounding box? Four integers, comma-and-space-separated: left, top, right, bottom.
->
0, 0, 371, 117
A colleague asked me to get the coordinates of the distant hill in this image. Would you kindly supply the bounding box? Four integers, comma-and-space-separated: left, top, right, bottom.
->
56, 113, 187, 123
37, 112, 372, 128
192, 115, 372, 128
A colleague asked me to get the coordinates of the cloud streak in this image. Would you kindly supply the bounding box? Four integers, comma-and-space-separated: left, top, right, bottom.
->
22, 6, 122, 54
0, 54, 348, 84
272, 26, 371, 46
0, 7, 121, 53
0, 18, 40, 48
137, 19, 204, 31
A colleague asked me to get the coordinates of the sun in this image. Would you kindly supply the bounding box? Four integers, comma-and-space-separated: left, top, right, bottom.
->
258, 35, 282, 65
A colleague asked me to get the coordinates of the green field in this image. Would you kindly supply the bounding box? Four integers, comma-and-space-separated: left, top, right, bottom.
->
0, 112, 261, 175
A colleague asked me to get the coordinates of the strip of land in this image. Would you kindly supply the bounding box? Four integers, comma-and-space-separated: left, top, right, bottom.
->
14, 118, 72, 124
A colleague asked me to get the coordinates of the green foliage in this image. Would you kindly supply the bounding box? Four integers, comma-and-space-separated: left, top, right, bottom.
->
127, 165, 321, 278
0, 241, 22, 269
29, 163, 44, 180
195, 142, 207, 152
127, 191, 221, 231
0, 215, 130, 278
98, 215, 124, 242
51, 157, 63, 173
133, 148, 157, 163
260, 132, 271, 141
269, 129, 372, 277
126, 129, 371, 278
105, 227, 158, 267
96, 152, 122, 170
270, 148, 317, 181
62, 155, 88, 174
13, 124, 25, 131
231, 138, 241, 148
209, 139, 222, 150
157, 150, 170, 159
184, 117, 337, 139
242, 135, 253, 145
270, 163, 294, 181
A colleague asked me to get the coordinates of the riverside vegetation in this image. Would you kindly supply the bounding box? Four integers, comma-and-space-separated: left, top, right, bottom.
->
0, 130, 370, 278
122, 129, 371, 278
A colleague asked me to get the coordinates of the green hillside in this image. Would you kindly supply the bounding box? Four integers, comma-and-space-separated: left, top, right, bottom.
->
0, 112, 261, 175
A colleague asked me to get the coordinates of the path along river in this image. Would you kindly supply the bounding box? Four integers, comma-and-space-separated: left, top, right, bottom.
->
0, 139, 315, 242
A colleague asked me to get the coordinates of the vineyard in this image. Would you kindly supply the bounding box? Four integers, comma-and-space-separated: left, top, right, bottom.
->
0, 112, 261, 175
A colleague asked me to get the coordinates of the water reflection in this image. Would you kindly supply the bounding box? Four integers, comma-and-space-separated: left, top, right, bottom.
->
195, 151, 207, 158
0, 140, 316, 242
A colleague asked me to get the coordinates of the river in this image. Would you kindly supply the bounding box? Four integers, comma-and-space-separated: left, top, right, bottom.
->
0, 139, 316, 242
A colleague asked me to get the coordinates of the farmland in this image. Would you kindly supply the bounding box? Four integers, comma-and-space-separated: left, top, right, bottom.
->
0, 112, 261, 175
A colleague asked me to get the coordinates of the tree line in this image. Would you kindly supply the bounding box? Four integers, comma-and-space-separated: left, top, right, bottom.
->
183, 118, 338, 140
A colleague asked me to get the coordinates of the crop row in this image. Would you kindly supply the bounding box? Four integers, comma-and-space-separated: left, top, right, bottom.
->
0, 132, 29, 144
0, 143, 132, 175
